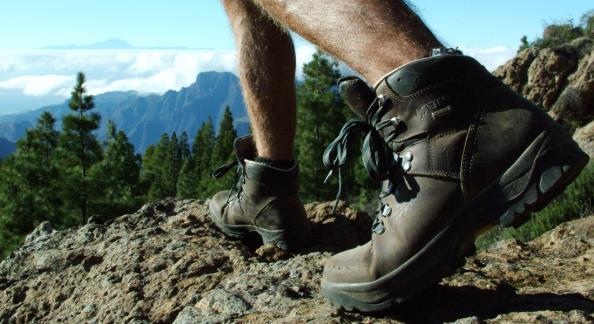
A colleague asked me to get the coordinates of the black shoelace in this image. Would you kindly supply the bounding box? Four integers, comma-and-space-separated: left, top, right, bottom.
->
212, 159, 244, 204
322, 95, 402, 213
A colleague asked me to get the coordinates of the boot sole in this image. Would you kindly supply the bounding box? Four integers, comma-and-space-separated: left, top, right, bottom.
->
208, 204, 311, 251
321, 126, 589, 312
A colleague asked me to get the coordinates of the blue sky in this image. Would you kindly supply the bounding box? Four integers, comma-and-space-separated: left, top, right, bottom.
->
1, 0, 591, 50
0, 0, 592, 115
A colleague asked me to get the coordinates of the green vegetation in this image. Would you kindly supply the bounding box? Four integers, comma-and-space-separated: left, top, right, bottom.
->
0, 75, 239, 259
58, 72, 103, 223
476, 163, 594, 249
295, 50, 376, 210
518, 10, 593, 51
142, 107, 236, 202
0, 112, 64, 255
91, 120, 142, 220
210, 107, 238, 193
177, 117, 216, 198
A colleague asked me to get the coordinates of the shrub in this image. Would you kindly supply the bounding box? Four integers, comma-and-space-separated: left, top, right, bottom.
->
518, 11, 594, 51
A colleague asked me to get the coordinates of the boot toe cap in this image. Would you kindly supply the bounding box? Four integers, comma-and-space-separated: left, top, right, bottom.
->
322, 242, 376, 285
208, 190, 231, 220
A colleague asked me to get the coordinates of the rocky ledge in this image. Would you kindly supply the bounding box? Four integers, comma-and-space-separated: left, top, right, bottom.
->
494, 36, 593, 127
0, 199, 593, 323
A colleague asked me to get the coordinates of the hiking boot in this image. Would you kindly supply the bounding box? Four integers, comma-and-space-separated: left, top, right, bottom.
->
208, 135, 312, 250
321, 52, 589, 312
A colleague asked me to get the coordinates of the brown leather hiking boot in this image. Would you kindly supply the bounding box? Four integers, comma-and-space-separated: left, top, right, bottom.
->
320, 52, 589, 312
208, 135, 312, 250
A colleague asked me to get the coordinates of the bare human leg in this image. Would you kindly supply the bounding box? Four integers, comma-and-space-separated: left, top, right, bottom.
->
253, 0, 442, 84
222, 0, 296, 161
209, 0, 312, 252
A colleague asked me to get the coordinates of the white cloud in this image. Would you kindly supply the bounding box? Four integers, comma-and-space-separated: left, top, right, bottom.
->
0, 44, 516, 105
85, 50, 237, 95
0, 45, 322, 102
461, 46, 516, 71
0, 74, 72, 96
0, 49, 238, 99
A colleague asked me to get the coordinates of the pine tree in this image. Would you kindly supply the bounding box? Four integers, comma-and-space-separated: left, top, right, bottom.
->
91, 121, 142, 219
210, 107, 238, 194
58, 72, 102, 223
175, 130, 196, 199
179, 131, 191, 161
295, 50, 347, 201
141, 144, 157, 196
0, 112, 63, 257
295, 50, 377, 206
146, 133, 171, 200
192, 118, 216, 198
176, 156, 198, 199
163, 132, 181, 197
105, 119, 117, 143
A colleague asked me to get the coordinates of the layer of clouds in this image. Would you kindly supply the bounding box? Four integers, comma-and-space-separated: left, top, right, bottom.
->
0, 44, 514, 101
461, 46, 516, 71
0, 45, 320, 100
0, 74, 72, 96
0, 49, 238, 98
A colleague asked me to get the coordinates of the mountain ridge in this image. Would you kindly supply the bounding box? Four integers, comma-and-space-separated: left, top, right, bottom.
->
0, 137, 15, 159
0, 71, 248, 152
39, 38, 208, 50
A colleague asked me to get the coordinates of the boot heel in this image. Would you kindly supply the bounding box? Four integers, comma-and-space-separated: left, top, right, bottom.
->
257, 220, 312, 251
497, 127, 589, 228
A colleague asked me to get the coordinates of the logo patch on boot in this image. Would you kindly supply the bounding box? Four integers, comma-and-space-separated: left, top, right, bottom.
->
417, 95, 454, 120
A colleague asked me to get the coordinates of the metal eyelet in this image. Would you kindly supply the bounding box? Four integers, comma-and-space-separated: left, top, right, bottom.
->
390, 116, 401, 127
377, 94, 387, 105
394, 151, 413, 172
371, 217, 385, 234
402, 162, 411, 172
382, 205, 392, 217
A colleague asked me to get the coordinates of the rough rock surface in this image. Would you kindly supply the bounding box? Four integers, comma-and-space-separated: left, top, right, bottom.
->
574, 120, 594, 158
494, 37, 594, 128
1, 199, 593, 323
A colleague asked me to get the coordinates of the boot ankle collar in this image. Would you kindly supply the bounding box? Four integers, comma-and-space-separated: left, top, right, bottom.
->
248, 159, 297, 172
244, 159, 300, 195
372, 55, 483, 96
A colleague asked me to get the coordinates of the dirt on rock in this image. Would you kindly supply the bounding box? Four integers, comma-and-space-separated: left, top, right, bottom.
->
1, 199, 593, 323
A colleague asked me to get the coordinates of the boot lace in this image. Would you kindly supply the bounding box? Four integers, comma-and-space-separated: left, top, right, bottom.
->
323, 95, 405, 231
212, 159, 245, 204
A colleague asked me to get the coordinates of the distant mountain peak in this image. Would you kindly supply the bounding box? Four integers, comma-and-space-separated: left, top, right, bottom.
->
90, 38, 135, 49
195, 71, 237, 83
40, 38, 209, 50
41, 38, 135, 50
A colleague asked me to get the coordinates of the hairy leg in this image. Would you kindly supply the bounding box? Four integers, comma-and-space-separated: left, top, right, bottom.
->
253, 0, 442, 84
222, 0, 296, 160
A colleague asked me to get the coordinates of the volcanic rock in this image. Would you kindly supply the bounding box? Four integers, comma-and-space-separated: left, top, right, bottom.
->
1, 199, 592, 323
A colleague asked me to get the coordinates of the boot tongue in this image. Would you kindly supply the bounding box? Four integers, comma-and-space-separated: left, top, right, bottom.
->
211, 135, 256, 179
338, 76, 375, 118
233, 135, 257, 164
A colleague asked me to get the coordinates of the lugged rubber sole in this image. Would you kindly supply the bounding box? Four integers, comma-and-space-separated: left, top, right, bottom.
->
208, 204, 311, 251
321, 127, 590, 312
